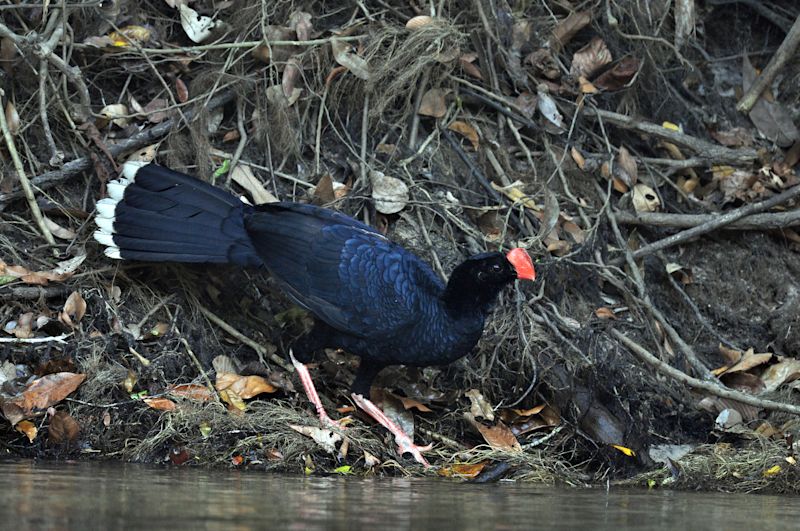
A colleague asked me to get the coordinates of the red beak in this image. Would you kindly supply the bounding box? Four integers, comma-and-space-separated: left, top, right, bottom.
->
506, 248, 535, 281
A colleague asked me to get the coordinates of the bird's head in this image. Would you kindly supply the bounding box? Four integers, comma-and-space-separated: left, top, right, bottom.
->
443, 248, 535, 312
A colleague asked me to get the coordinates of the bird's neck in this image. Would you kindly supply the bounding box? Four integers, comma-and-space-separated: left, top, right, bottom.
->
441, 272, 502, 316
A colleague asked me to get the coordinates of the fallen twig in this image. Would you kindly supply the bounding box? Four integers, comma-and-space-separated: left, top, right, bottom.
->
0, 90, 235, 210
610, 182, 800, 266
614, 209, 800, 230
611, 329, 800, 416
737, 12, 800, 113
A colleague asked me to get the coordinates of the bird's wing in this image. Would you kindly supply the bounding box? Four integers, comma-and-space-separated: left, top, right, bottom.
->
245, 203, 445, 338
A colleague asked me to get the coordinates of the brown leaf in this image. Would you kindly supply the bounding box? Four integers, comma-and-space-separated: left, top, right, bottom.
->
143, 98, 169, 124
570, 37, 612, 78
742, 56, 799, 147
289, 11, 313, 41
1, 372, 86, 425
372, 389, 415, 440
550, 11, 592, 51
48, 411, 80, 443
595, 307, 616, 319
5, 101, 19, 135
397, 395, 433, 413
16, 420, 37, 442
459, 53, 483, 80
726, 349, 772, 374
167, 383, 214, 401
59, 291, 87, 328
467, 414, 522, 452
216, 372, 277, 399
615, 146, 638, 187
418, 88, 449, 118
175, 78, 189, 103
0, 255, 86, 286
447, 120, 479, 150
313, 174, 336, 204
438, 462, 487, 478
593, 56, 640, 91
720, 371, 765, 394
143, 397, 178, 411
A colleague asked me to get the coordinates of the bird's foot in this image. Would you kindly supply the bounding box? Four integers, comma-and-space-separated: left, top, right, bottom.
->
290, 350, 347, 430
351, 393, 432, 468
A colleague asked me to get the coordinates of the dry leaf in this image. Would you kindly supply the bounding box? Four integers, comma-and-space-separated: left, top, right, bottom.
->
418, 88, 449, 118
459, 53, 483, 80
230, 165, 278, 204
289, 424, 342, 453
175, 78, 189, 103
108, 25, 152, 47
48, 410, 80, 443
742, 56, 799, 147
466, 413, 522, 452
571, 147, 586, 170
595, 307, 616, 319
550, 11, 591, 51
725, 349, 772, 374
438, 462, 487, 478
167, 383, 214, 401
289, 11, 313, 41
632, 184, 660, 213
761, 358, 800, 392
179, 4, 221, 44
370, 171, 408, 214
59, 291, 87, 328
215, 372, 277, 399
0, 372, 86, 425
5, 101, 19, 135
143, 397, 178, 411
16, 420, 37, 442
465, 389, 494, 421
406, 15, 434, 30
43, 216, 77, 240
615, 146, 638, 187
593, 56, 640, 91
447, 120, 479, 150
397, 395, 433, 412
331, 38, 369, 80
570, 37, 612, 78
537, 91, 564, 130
99, 103, 129, 128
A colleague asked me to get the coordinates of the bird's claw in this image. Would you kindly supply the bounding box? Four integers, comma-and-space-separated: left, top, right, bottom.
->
351, 392, 432, 468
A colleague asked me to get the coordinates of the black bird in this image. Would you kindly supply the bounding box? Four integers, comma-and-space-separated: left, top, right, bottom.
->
94, 162, 535, 465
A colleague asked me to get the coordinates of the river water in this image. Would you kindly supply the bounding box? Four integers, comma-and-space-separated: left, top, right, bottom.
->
0, 460, 797, 530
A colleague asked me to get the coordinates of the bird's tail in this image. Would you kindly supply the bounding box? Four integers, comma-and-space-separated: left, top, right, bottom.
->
93, 162, 262, 266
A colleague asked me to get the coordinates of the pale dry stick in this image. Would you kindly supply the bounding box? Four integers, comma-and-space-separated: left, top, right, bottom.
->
577, 105, 758, 165
0, 89, 56, 246
611, 329, 800, 416
227, 100, 248, 184
603, 192, 714, 380
0, 333, 71, 343
610, 182, 800, 266
614, 209, 800, 230
196, 303, 293, 372
179, 337, 221, 403
72, 35, 364, 55
314, 79, 331, 175
408, 69, 430, 149
360, 92, 370, 184
38, 57, 63, 165
737, 12, 800, 113
0, 90, 236, 208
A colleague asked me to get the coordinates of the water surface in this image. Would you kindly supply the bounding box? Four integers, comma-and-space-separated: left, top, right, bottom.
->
0, 460, 796, 530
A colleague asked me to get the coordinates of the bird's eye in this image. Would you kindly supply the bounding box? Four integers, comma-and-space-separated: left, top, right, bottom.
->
492, 264, 501, 272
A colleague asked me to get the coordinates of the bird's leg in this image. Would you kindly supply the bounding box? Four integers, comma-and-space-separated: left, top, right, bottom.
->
351, 393, 432, 468
289, 350, 343, 429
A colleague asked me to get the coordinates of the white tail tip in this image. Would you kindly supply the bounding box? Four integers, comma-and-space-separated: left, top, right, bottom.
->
122, 160, 149, 180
